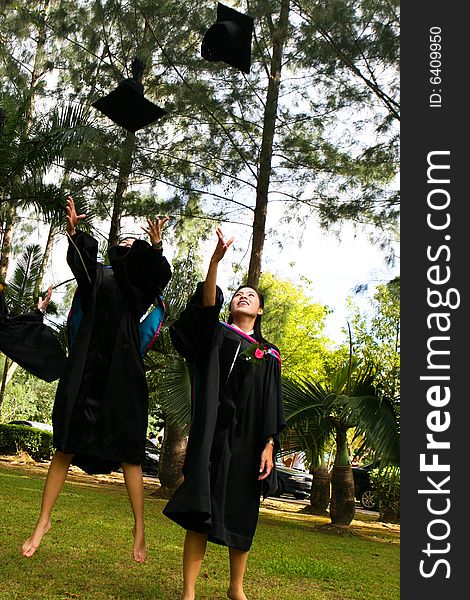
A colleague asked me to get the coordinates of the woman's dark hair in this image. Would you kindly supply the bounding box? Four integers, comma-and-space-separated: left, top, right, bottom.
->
108, 236, 140, 260
116, 234, 140, 245
228, 285, 267, 343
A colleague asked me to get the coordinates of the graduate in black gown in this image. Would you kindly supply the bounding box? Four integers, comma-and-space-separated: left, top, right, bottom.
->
22, 196, 171, 563
163, 228, 286, 600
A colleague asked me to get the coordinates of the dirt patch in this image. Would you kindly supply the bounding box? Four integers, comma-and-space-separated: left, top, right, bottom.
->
0, 453, 161, 492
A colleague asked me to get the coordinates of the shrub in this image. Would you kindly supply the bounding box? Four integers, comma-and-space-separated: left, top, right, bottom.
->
0, 370, 57, 423
370, 465, 400, 522
0, 423, 53, 461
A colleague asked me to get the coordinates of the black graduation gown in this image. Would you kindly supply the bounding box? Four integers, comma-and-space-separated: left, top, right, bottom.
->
0, 291, 67, 382
52, 231, 171, 475
163, 283, 286, 551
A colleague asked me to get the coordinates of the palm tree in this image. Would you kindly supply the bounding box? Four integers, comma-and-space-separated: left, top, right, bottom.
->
143, 254, 202, 497
0, 94, 93, 205
307, 455, 331, 517
144, 351, 191, 498
282, 357, 399, 528
0, 94, 95, 282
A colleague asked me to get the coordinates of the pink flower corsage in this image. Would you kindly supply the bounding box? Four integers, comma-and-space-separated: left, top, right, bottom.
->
240, 342, 269, 366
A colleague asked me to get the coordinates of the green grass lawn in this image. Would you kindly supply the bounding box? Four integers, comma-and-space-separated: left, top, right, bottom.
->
0, 460, 399, 600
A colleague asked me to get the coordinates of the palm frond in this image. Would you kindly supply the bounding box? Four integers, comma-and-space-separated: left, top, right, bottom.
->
151, 355, 192, 434
24, 103, 96, 173
282, 376, 335, 423
330, 356, 361, 394
280, 422, 330, 460
282, 376, 337, 461
11, 179, 94, 228
0, 98, 96, 209
282, 358, 400, 466
346, 394, 400, 465
46, 318, 69, 354
6, 245, 43, 314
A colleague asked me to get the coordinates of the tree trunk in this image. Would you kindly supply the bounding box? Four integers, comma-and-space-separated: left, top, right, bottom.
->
0, 355, 10, 416
6, 361, 19, 386
154, 417, 187, 499
247, 0, 290, 287
0, 204, 17, 282
329, 429, 356, 525
28, 0, 51, 113
329, 465, 356, 525
309, 463, 331, 516
108, 131, 136, 247
35, 222, 56, 298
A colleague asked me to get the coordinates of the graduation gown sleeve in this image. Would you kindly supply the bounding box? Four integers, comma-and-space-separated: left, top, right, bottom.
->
0, 292, 67, 382
259, 351, 286, 498
169, 281, 224, 362
66, 231, 99, 298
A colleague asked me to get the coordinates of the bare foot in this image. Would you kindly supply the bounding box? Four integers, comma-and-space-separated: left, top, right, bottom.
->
227, 587, 248, 600
22, 520, 51, 557
132, 526, 147, 563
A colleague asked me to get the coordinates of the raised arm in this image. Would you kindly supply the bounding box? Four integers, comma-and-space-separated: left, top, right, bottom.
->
203, 227, 234, 307
65, 196, 97, 293
141, 215, 170, 249
65, 196, 86, 237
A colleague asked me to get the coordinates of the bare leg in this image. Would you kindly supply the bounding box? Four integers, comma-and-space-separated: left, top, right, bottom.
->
122, 463, 147, 563
181, 530, 208, 600
227, 548, 249, 600
22, 451, 74, 557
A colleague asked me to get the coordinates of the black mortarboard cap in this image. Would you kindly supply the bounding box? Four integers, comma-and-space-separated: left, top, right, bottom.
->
201, 3, 254, 74
92, 58, 166, 133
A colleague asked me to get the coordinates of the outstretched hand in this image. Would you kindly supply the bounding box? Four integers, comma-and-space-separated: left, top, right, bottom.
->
211, 227, 234, 263
66, 196, 86, 236
202, 227, 235, 307
141, 216, 169, 246
37, 286, 52, 313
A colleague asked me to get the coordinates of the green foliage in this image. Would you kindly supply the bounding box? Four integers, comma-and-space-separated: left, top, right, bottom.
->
3, 244, 42, 313
146, 353, 192, 434
350, 277, 400, 408
0, 423, 53, 460
0, 368, 57, 423
369, 465, 400, 522
282, 358, 400, 466
293, 0, 399, 123
0, 91, 95, 214
3, 0, 400, 239
258, 272, 331, 381
279, 0, 400, 247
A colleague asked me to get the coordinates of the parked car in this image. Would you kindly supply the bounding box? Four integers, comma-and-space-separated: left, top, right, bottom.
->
8, 420, 53, 433
352, 463, 377, 510
272, 463, 313, 500
142, 439, 160, 477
